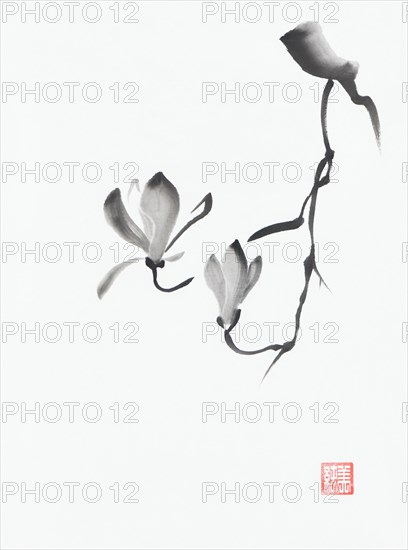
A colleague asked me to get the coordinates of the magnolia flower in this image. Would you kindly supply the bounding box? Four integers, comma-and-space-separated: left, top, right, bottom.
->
98, 172, 212, 298
204, 240, 283, 364
204, 240, 262, 329
281, 21, 380, 148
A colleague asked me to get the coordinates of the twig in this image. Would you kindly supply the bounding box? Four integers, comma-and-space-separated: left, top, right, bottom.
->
261, 79, 335, 381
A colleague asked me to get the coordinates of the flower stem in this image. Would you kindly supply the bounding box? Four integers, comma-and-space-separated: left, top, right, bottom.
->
224, 331, 282, 355
222, 309, 282, 355
145, 259, 194, 293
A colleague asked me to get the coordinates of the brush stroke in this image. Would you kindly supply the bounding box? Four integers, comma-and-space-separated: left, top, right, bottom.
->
205, 242, 284, 356
281, 21, 380, 148
204, 240, 262, 328
261, 79, 335, 381
223, 309, 283, 355
98, 172, 212, 297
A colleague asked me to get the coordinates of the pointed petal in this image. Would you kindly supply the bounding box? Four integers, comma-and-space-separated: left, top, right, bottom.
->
104, 188, 150, 252
164, 251, 185, 262
127, 178, 140, 201
221, 240, 248, 325
242, 256, 263, 301
140, 172, 180, 262
165, 193, 213, 253
97, 259, 142, 299
204, 254, 226, 315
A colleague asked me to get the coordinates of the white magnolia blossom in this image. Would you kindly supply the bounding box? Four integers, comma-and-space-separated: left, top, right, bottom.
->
105, 171, 183, 263
98, 172, 212, 298
204, 240, 262, 328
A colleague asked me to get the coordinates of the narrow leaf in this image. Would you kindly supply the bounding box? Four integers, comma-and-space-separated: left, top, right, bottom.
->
165, 193, 213, 252
248, 217, 304, 242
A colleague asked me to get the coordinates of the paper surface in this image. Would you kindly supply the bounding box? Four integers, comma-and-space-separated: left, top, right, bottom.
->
1, 1, 407, 549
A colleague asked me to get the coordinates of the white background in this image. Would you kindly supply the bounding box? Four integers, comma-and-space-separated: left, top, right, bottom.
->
1, 1, 407, 549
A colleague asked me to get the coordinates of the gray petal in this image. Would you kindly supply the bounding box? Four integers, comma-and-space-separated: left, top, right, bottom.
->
140, 172, 180, 263
204, 254, 226, 315
164, 251, 185, 262
97, 259, 142, 299
242, 256, 263, 301
104, 189, 150, 252
221, 240, 248, 325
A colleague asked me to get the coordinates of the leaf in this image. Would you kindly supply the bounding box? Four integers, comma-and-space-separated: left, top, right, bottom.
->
165, 193, 213, 252
248, 217, 304, 242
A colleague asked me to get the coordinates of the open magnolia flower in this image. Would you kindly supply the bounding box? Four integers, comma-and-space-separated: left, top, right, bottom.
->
98, 172, 212, 298
205, 240, 262, 329
281, 21, 380, 148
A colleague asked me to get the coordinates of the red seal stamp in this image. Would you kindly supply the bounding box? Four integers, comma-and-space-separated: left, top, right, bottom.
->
321, 462, 354, 495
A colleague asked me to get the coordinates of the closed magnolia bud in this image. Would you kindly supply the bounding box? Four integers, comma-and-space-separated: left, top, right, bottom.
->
281, 21, 381, 149
280, 21, 359, 81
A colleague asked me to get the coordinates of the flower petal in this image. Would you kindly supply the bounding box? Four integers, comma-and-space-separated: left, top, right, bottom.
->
281, 22, 359, 81
204, 254, 226, 315
242, 256, 263, 301
140, 172, 180, 263
139, 210, 154, 242
164, 251, 185, 262
221, 240, 248, 326
97, 259, 142, 299
104, 188, 150, 252
127, 178, 140, 201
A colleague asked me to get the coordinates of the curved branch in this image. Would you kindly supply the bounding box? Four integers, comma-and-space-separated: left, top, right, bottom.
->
261, 79, 335, 381
248, 80, 335, 244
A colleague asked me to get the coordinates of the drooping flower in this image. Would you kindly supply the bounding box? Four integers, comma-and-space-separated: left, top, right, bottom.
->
98, 172, 212, 298
204, 240, 262, 329
281, 21, 380, 148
